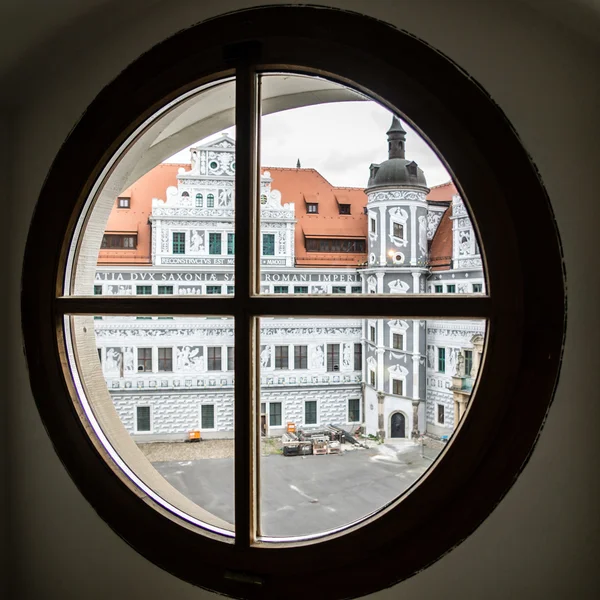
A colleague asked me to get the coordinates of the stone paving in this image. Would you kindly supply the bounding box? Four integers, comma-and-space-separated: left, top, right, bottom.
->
150, 439, 442, 537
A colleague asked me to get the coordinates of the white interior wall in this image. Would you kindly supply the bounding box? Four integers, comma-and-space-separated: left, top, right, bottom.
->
4, 1, 599, 598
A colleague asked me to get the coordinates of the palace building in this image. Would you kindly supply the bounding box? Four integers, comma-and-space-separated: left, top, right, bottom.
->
94, 117, 485, 441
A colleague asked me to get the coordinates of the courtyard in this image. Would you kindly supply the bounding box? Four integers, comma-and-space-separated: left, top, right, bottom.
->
146, 440, 442, 537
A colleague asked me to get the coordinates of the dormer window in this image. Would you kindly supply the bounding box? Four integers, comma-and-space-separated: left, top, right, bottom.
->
339, 204, 351, 215
307, 203, 318, 213
117, 196, 130, 208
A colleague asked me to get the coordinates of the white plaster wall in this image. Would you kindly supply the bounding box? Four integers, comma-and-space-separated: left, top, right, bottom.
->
4, 1, 600, 599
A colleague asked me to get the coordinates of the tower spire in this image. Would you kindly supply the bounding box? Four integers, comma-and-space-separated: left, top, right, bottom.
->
387, 116, 407, 159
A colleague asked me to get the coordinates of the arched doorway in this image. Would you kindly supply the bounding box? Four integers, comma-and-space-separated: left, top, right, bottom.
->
390, 412, 407, 438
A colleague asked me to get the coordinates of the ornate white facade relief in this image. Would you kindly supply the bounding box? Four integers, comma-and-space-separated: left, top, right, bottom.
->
388, 279, 410, 293
418, 215, 428, 256
426, 209, 444, 240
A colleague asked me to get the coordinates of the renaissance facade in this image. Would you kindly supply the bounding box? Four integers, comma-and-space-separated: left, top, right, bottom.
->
94, 118, 485, 441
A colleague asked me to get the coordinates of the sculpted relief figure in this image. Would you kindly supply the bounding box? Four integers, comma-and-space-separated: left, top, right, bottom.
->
367, 276, 377, 294
177, 346, 192, 371
427, 345, 435, 369
388, 279, 410, 294
312, 345, 325, 370
190, 230, 204, 252
342, 343, 352, 369
418, 215, 428, 256
260, 345, 271, 368
105, 348, 122, 374
456, 353, 466, 377
123, 347, 135, 374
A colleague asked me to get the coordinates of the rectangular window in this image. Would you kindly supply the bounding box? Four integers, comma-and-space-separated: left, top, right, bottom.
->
227, 347, 234, 371
101, 234, 137, 249
447, 284, 456, 293
269, 402, 282, 427
136, 285, 152, 295
437, 403, 445, 425
201, 404, 215, 429
209, 232, 221, 255
158, 348, 172, 372
136, 406, 151, 432
262, 233, 275, 256
304, 400, 317, 425
473, 283, 483, 293
305, 238, 366, 253
393, 222, 404, 238
351, 286, 362, 293
275, 346, 288, 369
227, 285, 235, 295
158, 285, 173, 295
370, 325, 376, 343
438, 347, 446, 372
294, 286, 308, 294
370, 370, 376, 387
137, 348, 152, 372
172, 232, 185, 254
434, 285, 443, 293
294, 345, 308, 369
354, 343, 362, 371
370, 218, 376, 233
348, 398, 360, 423
331, 286, 346, 294
207, 347, 222, 371
327, 344, 340, 372
393, 379, 403, 395
227, 232, 235, 255
464, 350, 473, 376
117, 196, 130, 208
94, 285, 102, 295
206, 286, 222, 294
273, 286, 288, 294
306, 203, 318, 213
392, 333, 403, 350
339, 204, 351, 215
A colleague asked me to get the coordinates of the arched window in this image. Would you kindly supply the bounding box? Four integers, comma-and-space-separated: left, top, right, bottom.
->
21, 7, 564, 599
207, 193, 214, 208
195, 193, 203, 208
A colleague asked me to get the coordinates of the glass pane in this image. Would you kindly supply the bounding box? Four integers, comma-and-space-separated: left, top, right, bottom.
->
258, 317, 487, 540
69, 77, 236, 298
255, 73, 484, 296
68, 315, 235, 534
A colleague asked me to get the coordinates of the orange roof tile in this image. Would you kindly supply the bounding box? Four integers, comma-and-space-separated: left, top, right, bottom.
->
429, 208, 453, 270
99, 163, 183, 265
265, 167, 368, 268
427, 181, 457, 202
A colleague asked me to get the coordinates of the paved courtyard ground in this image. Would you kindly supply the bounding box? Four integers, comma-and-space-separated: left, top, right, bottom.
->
149, 440, 442, 537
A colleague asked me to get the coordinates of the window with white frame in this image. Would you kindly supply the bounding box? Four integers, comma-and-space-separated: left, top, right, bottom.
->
201, 404, 215, 430
348, 398, 360, 423
304, 400, 318, 425
135, 406, 151, 433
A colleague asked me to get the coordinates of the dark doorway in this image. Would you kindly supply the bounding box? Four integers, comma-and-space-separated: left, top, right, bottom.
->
391, 412, 406, 438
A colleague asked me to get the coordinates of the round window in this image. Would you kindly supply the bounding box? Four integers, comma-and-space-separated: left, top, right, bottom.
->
21, 6, 564, 599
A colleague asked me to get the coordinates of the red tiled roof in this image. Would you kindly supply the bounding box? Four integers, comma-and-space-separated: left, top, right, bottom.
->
427, 181, 457, 202
99, 163, 184, 265
429, 208, 453, 270
265, 167, 367, 268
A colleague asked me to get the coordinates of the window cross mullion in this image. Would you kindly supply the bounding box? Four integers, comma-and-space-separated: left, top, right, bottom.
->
233, 56, 260, 548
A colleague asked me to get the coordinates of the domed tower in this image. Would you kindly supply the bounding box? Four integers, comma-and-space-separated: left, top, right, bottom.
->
362, 116, 430, 440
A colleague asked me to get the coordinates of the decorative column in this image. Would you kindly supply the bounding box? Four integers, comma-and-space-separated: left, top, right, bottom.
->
411, 400, 420, 438
377, 391, 385, 440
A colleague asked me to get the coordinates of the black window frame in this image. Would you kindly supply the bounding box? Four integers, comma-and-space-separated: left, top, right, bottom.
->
207, 347, 222, 371
274, 345, 288, 370
327, 343, 340, 372
21, 7, 565, 599
294, 345, 308, 370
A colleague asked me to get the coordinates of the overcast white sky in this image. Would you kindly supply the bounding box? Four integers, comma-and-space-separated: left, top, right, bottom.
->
165, 101, 450, 188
